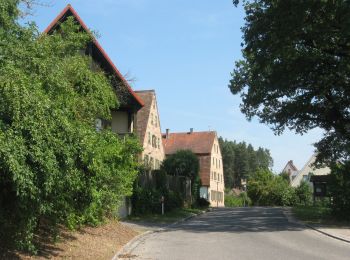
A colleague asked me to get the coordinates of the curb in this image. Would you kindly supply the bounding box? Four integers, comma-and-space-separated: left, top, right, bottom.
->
282, 207, 350, 244
304, 224, 350, 244
112, 209, 208, 260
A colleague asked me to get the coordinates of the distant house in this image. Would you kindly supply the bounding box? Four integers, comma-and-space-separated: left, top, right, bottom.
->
162, 130, 225, 207
135, 90, 165, 169
290, 154, 331, 187
282, 160, 299, 182
45, 5, 144, 135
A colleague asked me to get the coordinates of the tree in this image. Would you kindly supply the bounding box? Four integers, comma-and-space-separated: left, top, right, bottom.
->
247, 169, 296, 206
0, 1, 141, 251
230, 0, 350, 163
328, 162, 350, 220
161, 150, 199, 180
219, 137, 235, 187
295, 180, 312, 206
219, 137, 273, 189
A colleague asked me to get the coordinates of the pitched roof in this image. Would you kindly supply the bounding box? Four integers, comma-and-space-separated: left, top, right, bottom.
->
162, 131, 216, 155
44, 4, 144, 109
283, 160, 298, 172
134, 90, 155, 144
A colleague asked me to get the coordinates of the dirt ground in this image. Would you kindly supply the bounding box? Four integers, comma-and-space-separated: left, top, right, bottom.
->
5, 220, 138, 260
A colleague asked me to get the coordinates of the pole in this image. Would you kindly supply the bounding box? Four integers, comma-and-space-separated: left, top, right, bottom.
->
161, 196, 164, 215
217, 181, 219, 208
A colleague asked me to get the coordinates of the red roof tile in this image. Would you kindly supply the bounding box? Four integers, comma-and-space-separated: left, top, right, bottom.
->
162, 131, 216, 155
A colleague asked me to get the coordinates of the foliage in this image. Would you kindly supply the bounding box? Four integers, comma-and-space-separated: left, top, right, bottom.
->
292, 206, 332, 224
161, 150, 199, 180
328, 162, 350, 220
230, 0, 350, 163
196, 198, 210, 208
247, 169, 297, 206
131, 186, 183, 215
219, 137, 273, 188
0, 1, 142, 251
225, 192, 251, 207
295, 181, 312, 206
279, 171, 291, 184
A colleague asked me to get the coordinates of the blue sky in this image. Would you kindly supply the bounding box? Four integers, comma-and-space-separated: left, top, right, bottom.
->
28, 0, 323, 172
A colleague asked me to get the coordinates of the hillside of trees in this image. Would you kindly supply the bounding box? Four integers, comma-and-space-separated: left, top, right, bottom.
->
219, 137, 273, 189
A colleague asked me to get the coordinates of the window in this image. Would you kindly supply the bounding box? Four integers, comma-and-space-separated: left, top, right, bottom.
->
214, 172, 217, 180
95, 119, 103, 132
303, 175, 308, 181
148, 132, 151, 144
152, 135, 157, 148
212, 157, 214, 165
151, 113, 153, 125
155, 115, 158, 127
149, 157, 154, 169
219, 160, 221, 168
157, 137, 160, 149
144, 154, 149, 164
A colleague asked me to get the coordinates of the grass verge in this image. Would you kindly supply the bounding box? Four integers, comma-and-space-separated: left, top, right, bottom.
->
292, 205, 350, 227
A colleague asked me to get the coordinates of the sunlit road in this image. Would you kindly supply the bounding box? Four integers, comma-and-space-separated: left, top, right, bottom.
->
122, 207, 350, 260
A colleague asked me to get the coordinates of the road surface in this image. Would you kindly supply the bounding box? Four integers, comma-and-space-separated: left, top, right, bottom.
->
122, 207, 350, 260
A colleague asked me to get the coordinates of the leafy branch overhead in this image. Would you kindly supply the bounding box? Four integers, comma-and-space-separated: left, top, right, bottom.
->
230, 0, 350, 163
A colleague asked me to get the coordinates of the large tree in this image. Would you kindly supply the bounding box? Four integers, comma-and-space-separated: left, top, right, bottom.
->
230, 0, 350, 163
0, 1, 141, 251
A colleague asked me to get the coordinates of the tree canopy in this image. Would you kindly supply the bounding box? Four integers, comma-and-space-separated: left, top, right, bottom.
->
161, 150, 199, 180
219, 137, 273, 188
0, 1, 141, 251
230, 0, 350, 163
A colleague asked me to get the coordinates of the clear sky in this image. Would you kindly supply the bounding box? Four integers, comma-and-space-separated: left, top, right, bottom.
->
27, 0, 323, 172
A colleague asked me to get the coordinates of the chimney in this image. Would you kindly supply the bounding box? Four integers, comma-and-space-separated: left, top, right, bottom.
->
166, 129, 170, 139
190, 128, 193, 134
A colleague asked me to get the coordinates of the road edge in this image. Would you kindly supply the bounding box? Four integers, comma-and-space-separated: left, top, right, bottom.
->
283, 207, 350, 244
112, 209, 209, 260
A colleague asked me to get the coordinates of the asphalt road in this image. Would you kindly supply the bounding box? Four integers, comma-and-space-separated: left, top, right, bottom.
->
121, 207, 350, 260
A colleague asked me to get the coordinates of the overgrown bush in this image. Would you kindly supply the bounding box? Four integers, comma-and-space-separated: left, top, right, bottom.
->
247, 169, 297, 206
0, 1, 141, 251
328, 162, 350, 220
131, 186, 183, 215
196, 198, 210, 208
225, 192, 251, 207
295, 181, 313, 205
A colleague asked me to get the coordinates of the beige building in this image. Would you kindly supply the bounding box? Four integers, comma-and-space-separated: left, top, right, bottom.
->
291, 154, 330, 187
135, 90, 165, 169
162, 130, 225, 207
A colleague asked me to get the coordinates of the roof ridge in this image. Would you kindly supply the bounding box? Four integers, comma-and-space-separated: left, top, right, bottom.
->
44, 4, 144, 107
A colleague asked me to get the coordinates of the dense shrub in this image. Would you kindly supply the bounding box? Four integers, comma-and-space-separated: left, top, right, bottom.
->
0, 2, 141, 251
225, 192, 251, 207
131, 186, 183, 215
295, 181, 313, 205
247, 169, 297, 206
328, 162, 350, 220
196, 198, 210, 208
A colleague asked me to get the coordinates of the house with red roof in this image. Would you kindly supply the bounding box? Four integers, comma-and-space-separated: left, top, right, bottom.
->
44, 5, 144, 135
134, 90, 165, 169
162, 130, 225, 207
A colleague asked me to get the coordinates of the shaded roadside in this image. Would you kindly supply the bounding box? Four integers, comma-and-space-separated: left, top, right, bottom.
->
287, 206, 350, 243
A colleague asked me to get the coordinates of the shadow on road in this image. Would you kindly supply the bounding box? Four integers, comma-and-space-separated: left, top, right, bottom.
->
165, 207, 305, 234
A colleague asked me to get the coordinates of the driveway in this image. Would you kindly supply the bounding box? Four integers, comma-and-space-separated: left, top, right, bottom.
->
119, 207, 350, 260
